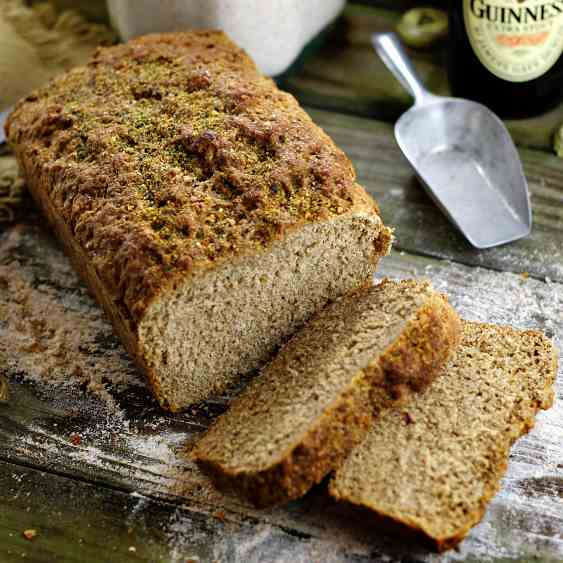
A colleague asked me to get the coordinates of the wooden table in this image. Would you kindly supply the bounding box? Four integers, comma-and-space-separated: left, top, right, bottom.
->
1, 3, 562, 561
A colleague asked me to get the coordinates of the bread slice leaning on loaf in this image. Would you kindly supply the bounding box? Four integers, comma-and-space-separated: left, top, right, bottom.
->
192, 280, 462, 507
329, 321, 558, 552
5, 30, 392, 411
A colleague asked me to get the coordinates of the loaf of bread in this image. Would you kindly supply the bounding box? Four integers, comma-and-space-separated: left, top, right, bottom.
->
192, 280, 461, 507
329, 321, 558, 551
5, 31, 392, 411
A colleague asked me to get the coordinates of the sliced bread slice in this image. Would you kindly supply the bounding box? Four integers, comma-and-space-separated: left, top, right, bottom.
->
329, 321, 558, 552
192, 279, 461, 507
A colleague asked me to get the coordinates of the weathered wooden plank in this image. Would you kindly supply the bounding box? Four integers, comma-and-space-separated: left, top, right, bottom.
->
1, 461, 175, 563
280, 3, 563, 152
1, 219, 562, 562
3, 460, 373, 563
307, 107, 563, 282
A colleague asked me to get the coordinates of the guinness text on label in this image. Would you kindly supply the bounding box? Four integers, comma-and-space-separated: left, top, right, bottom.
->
469, 0, 563, 24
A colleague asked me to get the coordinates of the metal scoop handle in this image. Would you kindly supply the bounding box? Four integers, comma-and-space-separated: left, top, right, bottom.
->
371, 32, 436, 106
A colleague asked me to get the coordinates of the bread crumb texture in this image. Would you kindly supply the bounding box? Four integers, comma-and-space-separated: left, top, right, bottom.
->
330, 320, 558, 552
6, 30, 383, 323
192, 279, 461, 507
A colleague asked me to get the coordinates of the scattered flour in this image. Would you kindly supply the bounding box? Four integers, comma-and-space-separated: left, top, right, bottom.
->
0, 223, 145, 413
2, 222, 562, 562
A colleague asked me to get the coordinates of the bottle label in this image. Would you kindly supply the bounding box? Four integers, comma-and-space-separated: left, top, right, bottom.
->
463, 0, 563, 82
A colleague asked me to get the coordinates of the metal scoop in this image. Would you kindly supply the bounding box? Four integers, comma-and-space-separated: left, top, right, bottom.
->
372, 32, 531, 249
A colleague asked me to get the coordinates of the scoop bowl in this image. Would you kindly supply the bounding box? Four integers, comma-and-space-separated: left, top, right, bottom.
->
373, 32, 531, 249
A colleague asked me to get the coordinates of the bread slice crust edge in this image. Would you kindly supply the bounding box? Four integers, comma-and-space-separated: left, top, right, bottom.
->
192, 286, 462, 507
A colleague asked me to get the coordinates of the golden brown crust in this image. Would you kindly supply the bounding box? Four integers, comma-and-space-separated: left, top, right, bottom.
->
6, 30, 389, 325
192, 285, 461, 507
380, 293, 462, 395
14, 154, 167, 405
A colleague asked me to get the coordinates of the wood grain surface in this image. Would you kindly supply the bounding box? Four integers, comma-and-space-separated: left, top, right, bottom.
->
1, 1, 562, 560
308, 108, 563, 283
1, 218, 561, 562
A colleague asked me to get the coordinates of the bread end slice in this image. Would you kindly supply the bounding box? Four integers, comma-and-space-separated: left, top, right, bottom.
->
329, 321, 558, 552
192, 279, 461, 507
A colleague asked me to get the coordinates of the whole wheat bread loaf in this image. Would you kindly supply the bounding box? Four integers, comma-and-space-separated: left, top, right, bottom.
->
192, 280, 461, 507
329, 321, 558, 552
5, 30, 392, 411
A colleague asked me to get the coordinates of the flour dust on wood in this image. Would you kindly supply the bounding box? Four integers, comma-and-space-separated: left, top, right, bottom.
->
1, 220, 562, 562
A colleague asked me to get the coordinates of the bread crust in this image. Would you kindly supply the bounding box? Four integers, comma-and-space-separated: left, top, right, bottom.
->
192, 285, 461, 507
15, 154, 166, 402
380, 290, 462, 395
6, 30, 390, 325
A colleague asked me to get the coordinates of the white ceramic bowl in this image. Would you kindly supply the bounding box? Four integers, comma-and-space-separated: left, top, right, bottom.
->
107, 0, 344, 76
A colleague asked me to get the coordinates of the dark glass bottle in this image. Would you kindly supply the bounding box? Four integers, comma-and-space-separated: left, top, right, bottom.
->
448, 0, 563, 118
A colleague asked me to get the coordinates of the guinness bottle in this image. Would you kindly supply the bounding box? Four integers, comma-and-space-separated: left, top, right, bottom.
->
448, 0, 563, 117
